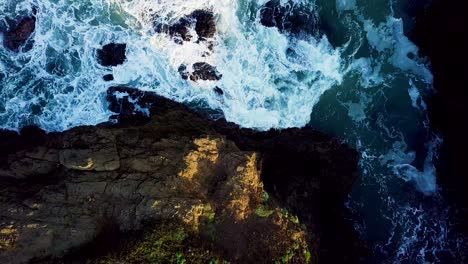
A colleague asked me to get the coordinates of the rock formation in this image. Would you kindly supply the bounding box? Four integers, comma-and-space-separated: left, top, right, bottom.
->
0, 87, 360, 263
259, 0, 320, 36
154, 9, 217, 44
97, 43, 127, 67
3, 15, 36, 52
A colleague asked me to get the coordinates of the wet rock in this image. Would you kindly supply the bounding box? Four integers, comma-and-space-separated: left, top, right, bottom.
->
169, 18, 193, 44
154, 10, 216, 44
190, 10, 216, 39
190, 62, 222, 81
214, 86, 224, 95
259, 0, 319, 35
106, 87, 153, 126
103, 74, 114, 81
178, 64, 189, 80
97, 43, 127, 67
3, 16, 36, 52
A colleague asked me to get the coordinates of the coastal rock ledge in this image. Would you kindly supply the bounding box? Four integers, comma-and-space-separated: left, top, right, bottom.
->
0, 87, 361, 263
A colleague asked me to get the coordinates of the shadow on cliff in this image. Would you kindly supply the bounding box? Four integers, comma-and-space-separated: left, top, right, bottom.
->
408, 0, 468, 243
0, 86, 365, 263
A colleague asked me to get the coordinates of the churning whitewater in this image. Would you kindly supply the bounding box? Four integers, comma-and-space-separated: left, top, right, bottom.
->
0, 0, 464, 263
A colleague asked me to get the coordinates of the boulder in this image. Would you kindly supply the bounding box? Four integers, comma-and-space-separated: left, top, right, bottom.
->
190, 10, 216, 39
169, 18, 193, 44
103, 74, 114, 82
259, 0, 319, 36
154, 10, 216, 44
97, 43, 127, 67
190, 62, 222, 81
3, 16, 36, 52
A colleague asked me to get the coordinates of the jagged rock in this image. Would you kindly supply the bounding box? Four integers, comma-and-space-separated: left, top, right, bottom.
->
0, 87, 360, 263
190, 62, 222, 81
259, 0, 319, 35
3, 16, 36, 52
154, 10, 216, 44
190, 10, 216, 39
169, 18, 193, 44
97, 43, 127, 67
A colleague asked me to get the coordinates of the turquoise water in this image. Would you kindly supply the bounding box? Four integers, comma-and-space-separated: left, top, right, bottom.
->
0, 0, 464, 262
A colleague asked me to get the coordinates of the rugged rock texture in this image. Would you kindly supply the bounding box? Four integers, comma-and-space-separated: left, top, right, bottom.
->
259, 0, 320, 36
0, 87, 360, 263
409, 0, 468, 248
191, 10, 217, 39
3, 16, 36, 52
154, 9, 217, 44
178, 63, 222, 82
190, 62, 222, 81
97, 43, 127, 67
107, 87, 363, 262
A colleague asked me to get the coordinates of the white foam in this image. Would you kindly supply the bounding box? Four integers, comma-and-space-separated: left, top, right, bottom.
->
363, 17, 433, 83
349, 57, 384, 88
408, 79, 427, 111
1, 0, 343, 131
381, 138, 440, 195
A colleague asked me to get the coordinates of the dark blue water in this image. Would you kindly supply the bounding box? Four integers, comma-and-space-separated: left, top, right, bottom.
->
0, 0, 465, 262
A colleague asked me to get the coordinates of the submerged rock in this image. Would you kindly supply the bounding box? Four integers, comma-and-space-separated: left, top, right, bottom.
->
214, 86, 224, 96
103, 74, 114, 82
3, 16, 36, 52
0, 87, 361, 263
97, 43, 127, 67
190, 62, 222, 81
259, 0, 319, 36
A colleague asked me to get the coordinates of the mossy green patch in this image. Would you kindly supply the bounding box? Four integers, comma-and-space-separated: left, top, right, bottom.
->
255, 205, 275, 218
89, 222, 227, 264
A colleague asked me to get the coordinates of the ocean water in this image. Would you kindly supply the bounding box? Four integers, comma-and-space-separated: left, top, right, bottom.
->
0, 0, 465, 262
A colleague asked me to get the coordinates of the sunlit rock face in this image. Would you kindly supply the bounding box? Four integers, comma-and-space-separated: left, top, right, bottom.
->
0, 87, 359, 263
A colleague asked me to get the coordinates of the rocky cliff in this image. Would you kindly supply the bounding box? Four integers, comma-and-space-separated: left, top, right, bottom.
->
0, 87, 360, 263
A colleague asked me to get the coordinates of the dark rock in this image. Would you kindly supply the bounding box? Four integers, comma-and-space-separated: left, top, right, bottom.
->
214, 86, 224, 95
105, 87, 363, 260
190, 10, 216, 39
0, 86, 361, 263
103, 74, 114, 82
259, 0, 319, 36
3, 16, 36, 52
178, 64, 189, 80
154, 10, 216, 44
409, 0, 468, 248
190, 62, 222, 81
106, 87, 153, 126
97, 43, 127, 67
169, 18, 193, 44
